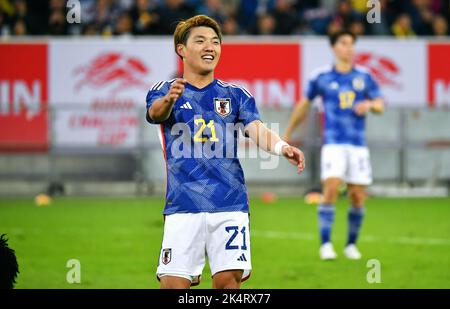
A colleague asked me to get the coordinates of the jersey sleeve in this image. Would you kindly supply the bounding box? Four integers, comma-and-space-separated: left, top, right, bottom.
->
366, 73, 382, 99
238, 93, 260, 127
145, 81, 167, 124
305, 74, 319, 101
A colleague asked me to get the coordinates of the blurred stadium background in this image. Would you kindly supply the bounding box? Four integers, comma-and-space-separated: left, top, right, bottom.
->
0, 0, 449, 288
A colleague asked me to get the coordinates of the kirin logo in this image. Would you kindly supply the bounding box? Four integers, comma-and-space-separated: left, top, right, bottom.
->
73, 52, 150, 94
354, 52, 401, 90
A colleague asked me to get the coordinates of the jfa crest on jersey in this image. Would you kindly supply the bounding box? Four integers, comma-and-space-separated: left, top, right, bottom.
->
214, 98, 231, 117
146, 79, 260, 215
306, 65, 382, 146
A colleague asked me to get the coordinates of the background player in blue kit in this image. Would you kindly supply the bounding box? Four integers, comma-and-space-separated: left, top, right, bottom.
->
146, 15, 305, 289
284, 30, 384, 261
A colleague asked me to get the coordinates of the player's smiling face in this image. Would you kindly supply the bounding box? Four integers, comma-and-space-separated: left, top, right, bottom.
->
333, 34, 355, 63
178, 26, 221, 76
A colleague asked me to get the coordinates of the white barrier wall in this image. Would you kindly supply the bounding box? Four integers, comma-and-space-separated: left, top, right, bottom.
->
1, 38, 450, 151
302, 39, 428, 106
49, 39, 177, 149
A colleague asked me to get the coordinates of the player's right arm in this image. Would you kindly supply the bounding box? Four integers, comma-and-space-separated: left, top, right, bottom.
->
147, 78, 186, 122
283, 68, 320, 141
283, 97, 311, 141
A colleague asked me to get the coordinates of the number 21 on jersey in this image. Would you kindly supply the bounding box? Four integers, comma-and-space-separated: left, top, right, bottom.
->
194, 118, 219, 142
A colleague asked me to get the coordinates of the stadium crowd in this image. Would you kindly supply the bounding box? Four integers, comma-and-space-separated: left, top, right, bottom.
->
0, 0, 449, 37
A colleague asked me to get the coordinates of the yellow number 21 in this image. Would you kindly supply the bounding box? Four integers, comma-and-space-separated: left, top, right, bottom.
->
194, 118, 219, 142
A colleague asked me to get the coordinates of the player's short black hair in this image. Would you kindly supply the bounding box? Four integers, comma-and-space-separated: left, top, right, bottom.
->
329, 30, 357, 46
0, 234, 19, 289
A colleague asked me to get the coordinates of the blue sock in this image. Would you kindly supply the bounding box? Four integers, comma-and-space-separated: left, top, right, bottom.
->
318, 203, 335, 244
347, 206, 365, 245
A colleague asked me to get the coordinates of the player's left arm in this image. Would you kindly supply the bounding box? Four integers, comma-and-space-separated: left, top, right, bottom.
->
244, 120, 305, 174
354, 72, 385, 116
368, 97, 384, 113
354, 97, 384, 116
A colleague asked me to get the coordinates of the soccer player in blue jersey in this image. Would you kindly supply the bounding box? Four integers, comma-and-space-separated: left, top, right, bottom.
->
146, 15, 305, 289
284, 30, 384, 260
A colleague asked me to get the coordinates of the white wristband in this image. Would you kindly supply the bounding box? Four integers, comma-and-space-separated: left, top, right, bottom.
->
274, 140, 289, 156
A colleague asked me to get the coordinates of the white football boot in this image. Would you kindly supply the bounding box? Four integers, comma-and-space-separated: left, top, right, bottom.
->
320, 242, 338, 260
344, 244, 362, 260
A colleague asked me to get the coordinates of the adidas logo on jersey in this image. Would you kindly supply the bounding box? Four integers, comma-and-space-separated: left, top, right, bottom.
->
180, 102, 193, 109
330, 81, 339, 89
237, 253, 247, 262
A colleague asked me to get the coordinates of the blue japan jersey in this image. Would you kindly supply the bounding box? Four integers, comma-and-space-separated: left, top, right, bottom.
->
146, 79, 260, 215
306, 65, 382, 146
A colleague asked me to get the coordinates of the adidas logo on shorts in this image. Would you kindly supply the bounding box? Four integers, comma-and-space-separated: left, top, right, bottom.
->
237, 253, 247, 262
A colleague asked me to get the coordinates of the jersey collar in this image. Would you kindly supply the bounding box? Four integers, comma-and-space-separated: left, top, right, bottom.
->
332, 65, 355, 75
185, 79, 217, 92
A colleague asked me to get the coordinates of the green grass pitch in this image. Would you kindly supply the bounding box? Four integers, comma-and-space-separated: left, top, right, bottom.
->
0, 196, 449, 288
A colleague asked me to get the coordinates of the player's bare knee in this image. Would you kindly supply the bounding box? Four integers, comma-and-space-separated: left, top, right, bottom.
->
213, 270, 242, 289
349, 189, 366, 206
322, 195, 338, 204
160, 276, 191, 289
323, 186, 339, 203
214, 279, 241, 289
